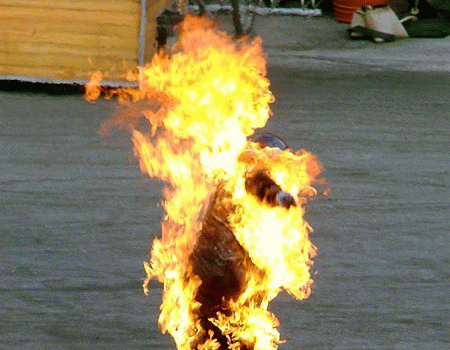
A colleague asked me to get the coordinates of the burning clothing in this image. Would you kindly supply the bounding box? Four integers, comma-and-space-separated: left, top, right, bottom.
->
189, 170, 295, 349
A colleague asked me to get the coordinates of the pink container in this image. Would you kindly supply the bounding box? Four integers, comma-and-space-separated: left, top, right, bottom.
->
332, 0, 390, 23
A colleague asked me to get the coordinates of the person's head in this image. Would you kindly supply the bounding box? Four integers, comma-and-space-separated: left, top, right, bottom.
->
251, 133, 288, 150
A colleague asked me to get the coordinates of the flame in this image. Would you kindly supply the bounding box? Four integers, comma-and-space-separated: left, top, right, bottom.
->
87, 14, 322, 350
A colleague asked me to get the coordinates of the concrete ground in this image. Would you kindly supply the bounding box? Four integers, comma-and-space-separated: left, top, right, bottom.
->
1, 10, 449, 350
221, 12, 450, 73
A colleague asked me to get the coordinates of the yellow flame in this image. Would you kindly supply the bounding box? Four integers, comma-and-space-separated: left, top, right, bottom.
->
87, 14, 322, 350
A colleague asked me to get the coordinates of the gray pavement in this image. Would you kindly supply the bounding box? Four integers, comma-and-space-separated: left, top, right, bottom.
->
247, 13, 450, 73
1, 11, 449, 350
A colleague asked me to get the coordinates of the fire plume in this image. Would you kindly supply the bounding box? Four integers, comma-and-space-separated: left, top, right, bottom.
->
87, 15, 322, 350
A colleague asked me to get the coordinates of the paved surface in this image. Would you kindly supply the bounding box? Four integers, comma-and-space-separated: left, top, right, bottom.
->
1, 12, 449, 350
246, 13, 450, 73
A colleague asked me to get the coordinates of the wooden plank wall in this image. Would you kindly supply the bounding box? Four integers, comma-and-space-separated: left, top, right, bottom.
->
0, 0, 142, 82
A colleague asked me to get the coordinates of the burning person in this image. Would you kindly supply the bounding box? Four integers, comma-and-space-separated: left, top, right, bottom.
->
139, 121, 321, 350
88, 15, 322, 350
187, 134, 309, 349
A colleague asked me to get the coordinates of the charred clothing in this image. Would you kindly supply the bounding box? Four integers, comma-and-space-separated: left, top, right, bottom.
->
188, 172, 294, 349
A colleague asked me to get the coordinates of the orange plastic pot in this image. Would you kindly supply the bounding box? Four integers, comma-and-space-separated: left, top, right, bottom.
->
332, 0, 390, 23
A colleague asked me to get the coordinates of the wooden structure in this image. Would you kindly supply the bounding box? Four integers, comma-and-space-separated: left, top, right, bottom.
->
0, 0, 172, 85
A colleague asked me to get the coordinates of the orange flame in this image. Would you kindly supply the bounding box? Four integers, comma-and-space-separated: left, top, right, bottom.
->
87, 14, 322, 350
